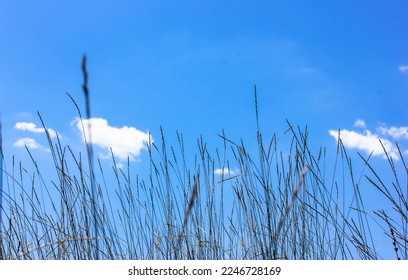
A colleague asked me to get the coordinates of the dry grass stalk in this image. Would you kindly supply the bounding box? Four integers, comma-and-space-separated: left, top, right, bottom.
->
275, 166, 308, 239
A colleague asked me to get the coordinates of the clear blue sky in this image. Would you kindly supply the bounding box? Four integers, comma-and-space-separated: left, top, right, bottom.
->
0, 1, 407, 259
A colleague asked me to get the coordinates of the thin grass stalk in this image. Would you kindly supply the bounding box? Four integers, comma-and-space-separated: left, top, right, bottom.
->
0, 113, 4, 259
275, 167, 308, 241
81, 55, 99, 259
254, 85, 275, 258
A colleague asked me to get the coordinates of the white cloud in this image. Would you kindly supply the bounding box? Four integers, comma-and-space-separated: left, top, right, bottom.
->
353, 119, 366, 128
14, 138, 46, 150
15, 122, 57, 138
329, 129, 399, 160
379, 126, 408, 140
399, 66, 408, 73
214, 167, 236, 176
72, 117, 152, 162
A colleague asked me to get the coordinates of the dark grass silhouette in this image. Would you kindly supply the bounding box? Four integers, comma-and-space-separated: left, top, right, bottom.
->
81, 55, 99, 259
0, 58, 406, 260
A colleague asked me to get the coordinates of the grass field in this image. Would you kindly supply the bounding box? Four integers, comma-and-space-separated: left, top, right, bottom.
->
0, 59, 406, 260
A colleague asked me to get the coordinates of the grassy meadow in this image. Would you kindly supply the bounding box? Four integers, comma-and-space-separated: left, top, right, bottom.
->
0, 59, 406, 260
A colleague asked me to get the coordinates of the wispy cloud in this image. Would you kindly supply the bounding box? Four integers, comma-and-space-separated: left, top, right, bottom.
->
214, 167, 237, 176
13, 121, 57, 151
399, 66, 408, 73
328, 120, 407, 160
72, 117, 152, 162
14, 137, 47, 150
353, 119, 366, 128
15, 122, 57, 138
329, 129, 398, 159
379, 126, 408, 140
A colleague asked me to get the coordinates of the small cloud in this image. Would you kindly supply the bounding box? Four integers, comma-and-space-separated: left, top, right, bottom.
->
399, 66, 408, 73
15, 122, 57, 138
353, 119, 366, 128
72, 117, 152, 162
14, 138, 46, 150
329, 129, 399, 160
214, 167, 236, 176
379, 126, 408, 140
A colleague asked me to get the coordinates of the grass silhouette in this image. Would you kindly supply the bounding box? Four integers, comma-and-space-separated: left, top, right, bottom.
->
0, 59, 406, 260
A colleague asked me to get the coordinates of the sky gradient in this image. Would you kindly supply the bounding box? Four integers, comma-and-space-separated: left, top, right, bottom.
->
0, 1, 407, 259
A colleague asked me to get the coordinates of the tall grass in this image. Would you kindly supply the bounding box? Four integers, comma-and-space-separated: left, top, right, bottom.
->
0, 113, 4, 260
80, 55, 99, 259
0, 66, 406, 260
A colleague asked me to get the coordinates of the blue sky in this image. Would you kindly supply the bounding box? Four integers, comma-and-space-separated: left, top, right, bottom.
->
0, 1, 408, 259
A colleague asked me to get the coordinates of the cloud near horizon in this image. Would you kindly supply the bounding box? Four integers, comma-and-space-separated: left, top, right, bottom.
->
14, 137, 48, 151
214, 167, 236, 176
72, 117, 152, 162
15, 122, 57, 138
13, 121, 57, 151
328, 121, 407, 160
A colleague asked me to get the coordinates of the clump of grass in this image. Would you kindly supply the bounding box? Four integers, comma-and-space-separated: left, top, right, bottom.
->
0, 59, 406, 260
